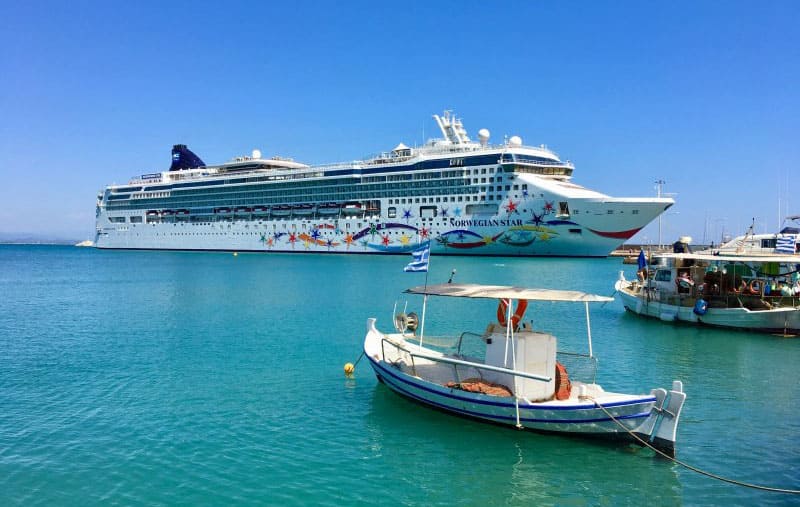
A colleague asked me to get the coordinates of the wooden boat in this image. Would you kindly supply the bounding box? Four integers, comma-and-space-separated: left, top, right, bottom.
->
363, 283, 686, 456
615, 251, 800, 334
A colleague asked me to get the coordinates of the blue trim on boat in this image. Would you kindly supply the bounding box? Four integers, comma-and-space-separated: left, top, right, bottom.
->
368, 355, 655, 412
372, 358, 650, 425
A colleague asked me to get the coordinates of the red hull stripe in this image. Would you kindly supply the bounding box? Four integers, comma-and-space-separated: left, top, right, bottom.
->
587, 227, 643, 239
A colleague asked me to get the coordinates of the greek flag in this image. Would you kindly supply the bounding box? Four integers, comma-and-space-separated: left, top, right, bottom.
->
404, 245, 430, 272
775, 235, 797, 254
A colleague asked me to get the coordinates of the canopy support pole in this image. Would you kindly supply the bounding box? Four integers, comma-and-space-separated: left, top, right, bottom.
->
508, 299, 522, 429
419, 294, 428, 348
585, 301, 593, 358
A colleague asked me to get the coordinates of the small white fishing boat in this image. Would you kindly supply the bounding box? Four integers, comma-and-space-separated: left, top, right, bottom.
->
363, 283, 686, 456
615, 251, 800, 334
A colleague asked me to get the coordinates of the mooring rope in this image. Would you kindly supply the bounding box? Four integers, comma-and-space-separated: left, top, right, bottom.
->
588, 397, 800, 495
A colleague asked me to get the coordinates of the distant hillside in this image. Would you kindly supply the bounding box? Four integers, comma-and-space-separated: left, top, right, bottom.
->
0, 232, 84, 245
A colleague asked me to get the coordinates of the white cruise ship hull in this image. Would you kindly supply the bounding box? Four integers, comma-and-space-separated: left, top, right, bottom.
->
96, 193, 670, 257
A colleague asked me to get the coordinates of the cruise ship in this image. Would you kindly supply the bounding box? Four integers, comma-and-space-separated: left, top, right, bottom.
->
95, 112, 674, 256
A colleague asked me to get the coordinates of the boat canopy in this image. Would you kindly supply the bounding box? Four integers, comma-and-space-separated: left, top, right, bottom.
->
662, 253, 800, 264
405, 283, 613, 302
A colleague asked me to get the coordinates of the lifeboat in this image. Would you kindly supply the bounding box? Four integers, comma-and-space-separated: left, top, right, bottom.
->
342, 202, 363, 215
318, 202, 341, 215
271, 205, 291, 217
214, 207, 232, 214
292, 204, 314, 215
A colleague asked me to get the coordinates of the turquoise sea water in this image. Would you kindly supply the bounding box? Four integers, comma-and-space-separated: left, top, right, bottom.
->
1, 245, 798, 506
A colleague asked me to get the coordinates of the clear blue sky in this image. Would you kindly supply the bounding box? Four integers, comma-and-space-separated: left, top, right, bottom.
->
1, 1, 797, 243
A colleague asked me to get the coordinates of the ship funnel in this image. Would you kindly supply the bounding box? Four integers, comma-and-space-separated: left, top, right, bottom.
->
169, 144, 206, 171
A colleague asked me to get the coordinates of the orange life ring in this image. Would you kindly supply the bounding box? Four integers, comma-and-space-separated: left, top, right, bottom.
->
749, 279, 763, 294
497, 299, 528, 329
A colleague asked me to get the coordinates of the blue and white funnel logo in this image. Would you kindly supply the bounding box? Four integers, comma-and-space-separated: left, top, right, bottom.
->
173, 153, 180, 161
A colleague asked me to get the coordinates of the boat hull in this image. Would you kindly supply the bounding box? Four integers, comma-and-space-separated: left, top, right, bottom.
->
618, 287, 800, 334
366, 355, 656, 436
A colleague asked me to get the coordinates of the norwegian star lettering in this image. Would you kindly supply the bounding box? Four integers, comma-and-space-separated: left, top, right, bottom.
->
450, 219, 524, 227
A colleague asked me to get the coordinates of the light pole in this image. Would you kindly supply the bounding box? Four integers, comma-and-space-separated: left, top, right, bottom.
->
655, 179, 666, 249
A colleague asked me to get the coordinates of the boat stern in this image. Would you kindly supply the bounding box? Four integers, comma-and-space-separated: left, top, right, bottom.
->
633, 380, 686, 457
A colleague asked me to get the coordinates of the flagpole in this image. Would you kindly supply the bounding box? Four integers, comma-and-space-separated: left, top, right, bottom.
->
419, 243, 431, 347
404, 241, 431, 348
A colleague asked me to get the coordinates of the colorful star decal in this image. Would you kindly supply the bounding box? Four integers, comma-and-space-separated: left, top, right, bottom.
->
259, 233, 267, 244
381, 234, 391, 246
505, 200, 519, 214
360, 240, 369, 248
288, 233, 297, 245
420, 227, 430, 239
543, 201, 554, 214
522, 188, 529, 199
311, 228, 321, 241
344, 233, 355, 248
530, 211, 545, 226
303, 239, 311, 249
440, 207, 449, 218
483, 235, 494, 245
402, 209, 413, 221
399, 234, 410, 245
369, 223, 378, 238
326, 239, 335, 249
267, 237, 274, 247
453, 207, 462, 217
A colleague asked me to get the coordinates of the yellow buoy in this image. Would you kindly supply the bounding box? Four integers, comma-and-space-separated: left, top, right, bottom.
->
344, 363, 355, 376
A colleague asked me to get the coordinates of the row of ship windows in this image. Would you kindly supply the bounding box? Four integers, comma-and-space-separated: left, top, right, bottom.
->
117, 166, 519, 199
142, 178, 470, 200
110, 181, 526, 211
114, 181, 468, 204
107, 186, 496, 211
108, 192, 518, 216
117, 168, 507, 201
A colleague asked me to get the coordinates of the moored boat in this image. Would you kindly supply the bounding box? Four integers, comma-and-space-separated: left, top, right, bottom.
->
615, 247, 800, 334
363, 282, 686, 456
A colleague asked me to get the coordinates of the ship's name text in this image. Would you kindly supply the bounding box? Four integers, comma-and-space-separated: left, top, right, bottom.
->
449, 219, 523, 227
